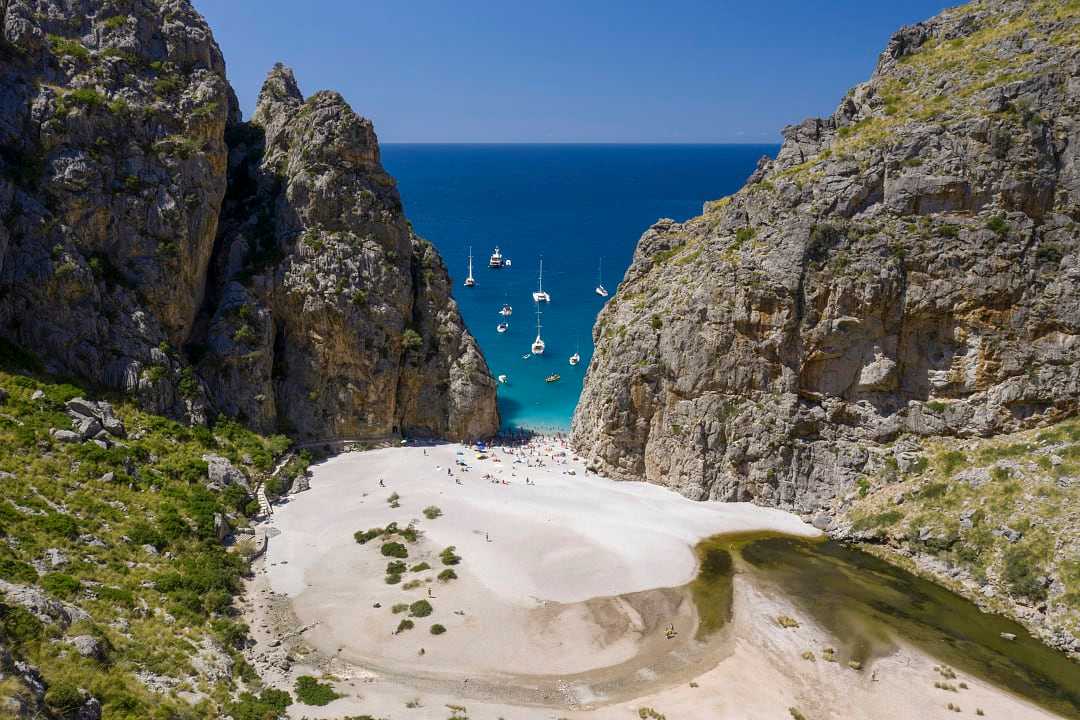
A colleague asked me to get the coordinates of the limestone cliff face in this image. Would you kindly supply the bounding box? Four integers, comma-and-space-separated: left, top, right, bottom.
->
0, 0, 230, 417
573, 0, 1080, 515
195, 65, 498, 440
0, 3, 497, 440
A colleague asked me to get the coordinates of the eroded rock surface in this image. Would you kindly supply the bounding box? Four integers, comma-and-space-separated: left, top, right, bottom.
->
0, 3, 497, 440
573, 0, 1080, 514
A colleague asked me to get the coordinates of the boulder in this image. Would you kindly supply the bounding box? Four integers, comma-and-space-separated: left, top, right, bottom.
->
66, 635, 107, 662
203, 454, 250, 492
50, 429, 81, 443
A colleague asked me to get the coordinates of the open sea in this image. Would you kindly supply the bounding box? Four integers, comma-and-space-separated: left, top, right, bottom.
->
381, 144, 777, 432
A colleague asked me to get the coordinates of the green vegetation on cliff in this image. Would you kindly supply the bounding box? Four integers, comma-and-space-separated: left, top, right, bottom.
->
845, 418, 1080, 653
0, 342, 289, 718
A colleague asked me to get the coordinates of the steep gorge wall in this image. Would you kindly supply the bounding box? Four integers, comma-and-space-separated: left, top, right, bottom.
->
0, 1, 497, 440
572, 0, 1080, 516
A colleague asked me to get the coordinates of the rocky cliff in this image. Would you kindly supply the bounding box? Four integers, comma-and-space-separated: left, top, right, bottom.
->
0, 1, 497, 440
573, 0, 1080, 516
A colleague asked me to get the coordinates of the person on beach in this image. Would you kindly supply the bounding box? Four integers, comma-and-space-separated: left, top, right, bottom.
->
379, 478, 385, 487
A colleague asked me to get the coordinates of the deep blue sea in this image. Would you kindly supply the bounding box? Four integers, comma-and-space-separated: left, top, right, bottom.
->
381, 144, 777, 431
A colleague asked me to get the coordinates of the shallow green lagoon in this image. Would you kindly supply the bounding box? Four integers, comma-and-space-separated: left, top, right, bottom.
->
694, 535, 1080, 718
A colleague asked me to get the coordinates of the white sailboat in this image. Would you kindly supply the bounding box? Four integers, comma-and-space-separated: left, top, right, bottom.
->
595, 257, 608, 297
532, 257, 551, 303
464, 247, 476, 287
531, 304, 545, 355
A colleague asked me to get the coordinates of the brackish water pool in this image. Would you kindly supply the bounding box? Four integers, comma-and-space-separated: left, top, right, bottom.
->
695, 536, 1080, 718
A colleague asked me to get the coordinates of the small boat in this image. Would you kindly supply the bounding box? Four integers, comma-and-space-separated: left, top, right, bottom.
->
569, 352, 580, 366
499, 304, 512, 317
464, 247, 476, 288
489, 246, 505, 268
595, 257, 608, 297
532, 257, 551, 303
522, 353, 531, 360
497, 374, 508, 384
505, 259, 512, 268
531, 304, 545, 355
497, 323, 509, 333
545, 373, 561, 383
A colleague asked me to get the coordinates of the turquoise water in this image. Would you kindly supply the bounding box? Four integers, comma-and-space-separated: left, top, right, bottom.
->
381, 144, 776, 431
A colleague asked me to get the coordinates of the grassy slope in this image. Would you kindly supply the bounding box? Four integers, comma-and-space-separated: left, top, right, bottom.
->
843, 418, 1080, 651
0, 341, 296, 719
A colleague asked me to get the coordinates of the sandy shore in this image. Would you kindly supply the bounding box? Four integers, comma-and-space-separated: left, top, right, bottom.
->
240, 439, 1065, 719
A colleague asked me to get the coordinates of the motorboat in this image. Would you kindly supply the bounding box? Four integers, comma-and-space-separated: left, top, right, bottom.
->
569, 352, 581, 366
497, 374, 508, 384
532, 257, 550, 303
545, 373, 561, 383
500, 304, 512, 317
497, 323, 509, 333
489, 246, 505, 268
464, 247, 475, 287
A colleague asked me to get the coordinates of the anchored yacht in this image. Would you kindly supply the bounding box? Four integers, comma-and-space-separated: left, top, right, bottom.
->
531, 304, 545, 355
464, 247, 476, 288
532, 257, 551, 303
489, 246, 505, 268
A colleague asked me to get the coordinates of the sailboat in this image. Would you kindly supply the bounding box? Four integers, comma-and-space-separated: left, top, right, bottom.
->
532, 257, 551, 303
595, 257, 608, 297
464, 247, 476, 287
531, 304, 545, 355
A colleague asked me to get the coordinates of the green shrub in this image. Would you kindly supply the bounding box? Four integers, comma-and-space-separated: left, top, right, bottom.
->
410, 562, 431, 572
354, 527, 383, 544
385, 573, 401, 585
439, 546, 461, 566
294, 675, 340, 706
381, 541, 408, 559
227, 688, 293, 720
391, 603, 410, 614
395, 618, 414, 634
42, 512, 79, 538
41, 573, 81, 599
386, 560, 407, 575
409, 599, 433, 617
422, 505, 442, 520
0, 604, 43, 645
430, 623, 446, 635
985, 215, 1009, 236
47, 35, 90, 61
44, 682, 83, 713
401, 329, 423, 351
1003, 545, 1046, 600
0, 557, 37, 584
437, 568, 458, 582
734, 227, 757, 245
936, 450, 967, 476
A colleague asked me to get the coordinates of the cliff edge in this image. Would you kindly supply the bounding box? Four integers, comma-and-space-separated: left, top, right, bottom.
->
573, 0, 1080, 512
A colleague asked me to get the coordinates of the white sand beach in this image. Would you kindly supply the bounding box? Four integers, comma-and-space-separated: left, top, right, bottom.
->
240, 439, 1065, 720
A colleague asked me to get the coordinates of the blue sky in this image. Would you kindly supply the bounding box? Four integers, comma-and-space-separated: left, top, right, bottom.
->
196, 0, 952, 143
